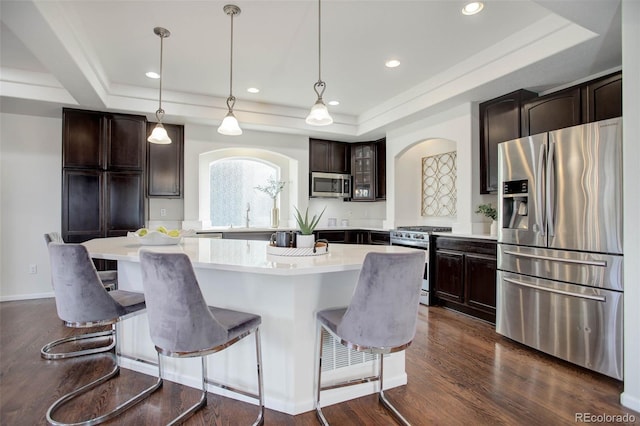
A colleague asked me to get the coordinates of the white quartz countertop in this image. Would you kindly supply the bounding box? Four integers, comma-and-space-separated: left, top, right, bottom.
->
83, 236, 423, 276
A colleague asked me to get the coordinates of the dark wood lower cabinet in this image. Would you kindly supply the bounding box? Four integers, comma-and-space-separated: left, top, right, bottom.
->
465, 253, 497, 315
62, 169, 144, 243
433, 250, 464, 303
315, 230, 346, 243
432, 236, 497, 323
106, 171, 144, 236
62, 169, 102, 243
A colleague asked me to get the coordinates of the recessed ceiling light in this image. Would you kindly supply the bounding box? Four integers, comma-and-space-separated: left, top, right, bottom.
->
145, 71, 160, 79
385, 59, 401, 68
328, 100, 340, 106
247, 87, 260, 94
462, 2, 484, 15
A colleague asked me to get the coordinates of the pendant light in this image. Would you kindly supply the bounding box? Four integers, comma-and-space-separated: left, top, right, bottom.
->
148, 27, 172, 144
305, 0, 333, 126
218, 4, 242, 136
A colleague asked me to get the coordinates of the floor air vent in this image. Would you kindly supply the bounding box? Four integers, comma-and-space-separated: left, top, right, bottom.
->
321, 329, 376, 372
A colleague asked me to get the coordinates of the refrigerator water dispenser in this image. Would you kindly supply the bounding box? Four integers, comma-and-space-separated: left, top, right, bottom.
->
502, 180, 529, 230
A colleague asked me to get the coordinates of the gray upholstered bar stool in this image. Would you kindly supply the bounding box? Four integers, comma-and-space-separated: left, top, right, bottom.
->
44, 243, 162, 425
44, 232, 118, 291
139, 250, 265, 425
41, 234, 118, 359
315, 251, 425, 426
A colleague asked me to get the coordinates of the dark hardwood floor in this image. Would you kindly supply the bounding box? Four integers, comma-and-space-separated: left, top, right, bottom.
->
1, 298, 636, 425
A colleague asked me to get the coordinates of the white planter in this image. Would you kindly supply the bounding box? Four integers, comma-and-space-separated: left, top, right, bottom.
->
296, 234, 315, 248
490, 220, 497, 236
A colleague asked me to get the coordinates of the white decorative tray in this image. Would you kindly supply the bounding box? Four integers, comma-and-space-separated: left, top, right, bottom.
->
266, 242, 329, 257
127, 229, 195, 246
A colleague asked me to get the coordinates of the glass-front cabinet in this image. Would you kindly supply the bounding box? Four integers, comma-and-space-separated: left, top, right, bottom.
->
352, 143, 374, 200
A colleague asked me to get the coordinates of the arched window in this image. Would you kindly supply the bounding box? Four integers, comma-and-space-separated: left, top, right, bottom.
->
209, 158, 279, 227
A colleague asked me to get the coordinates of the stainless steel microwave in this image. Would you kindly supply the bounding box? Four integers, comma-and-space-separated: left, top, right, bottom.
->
310, 172, 351, 198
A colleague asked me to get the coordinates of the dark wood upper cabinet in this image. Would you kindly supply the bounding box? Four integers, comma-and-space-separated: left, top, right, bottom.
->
107, 114, 146, 170
479, 73, 621, 196
63, 108, 146, 171
63, 109, 103, 169
146, 123, 184, 198
309, 138, 349, 174
374, 138, 386, 200
521, 87, 581, 136
582, 72, 622, 123
479, 90, 536, 194
351, 139, 386, 201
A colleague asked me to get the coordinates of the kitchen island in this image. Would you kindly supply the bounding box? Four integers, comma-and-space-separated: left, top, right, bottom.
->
83, 236, 424, 415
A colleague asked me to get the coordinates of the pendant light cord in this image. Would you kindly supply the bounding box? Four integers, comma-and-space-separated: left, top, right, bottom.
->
158, 34, 164, 118
317, 0, 322, 83
229, 10, 235, 99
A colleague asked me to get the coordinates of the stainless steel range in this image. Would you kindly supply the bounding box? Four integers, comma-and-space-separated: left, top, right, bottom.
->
390, 226, 452, 305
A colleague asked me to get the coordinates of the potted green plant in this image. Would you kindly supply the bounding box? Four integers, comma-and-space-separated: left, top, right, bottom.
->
293, 206, 326, 247
475, 203, 498, 235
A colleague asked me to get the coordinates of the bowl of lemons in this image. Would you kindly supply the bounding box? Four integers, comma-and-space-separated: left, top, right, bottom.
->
127, 226, 193, 245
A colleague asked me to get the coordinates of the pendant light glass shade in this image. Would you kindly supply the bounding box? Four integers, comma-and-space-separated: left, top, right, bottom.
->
218, 5, 242, 136
218, 110, 242, 135
148, 123, 171, 144
306, 97, 333, 126
307, 0, 333, 126
148, 27, 172, 144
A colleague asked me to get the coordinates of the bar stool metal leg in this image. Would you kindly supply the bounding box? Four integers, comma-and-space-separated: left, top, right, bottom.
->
46, 325, 163, 426
41, 330, 115, 360
378, 353, 411, 426
315, 324, 329, 426
253, 327, 265, 426
166, 356, 207, 426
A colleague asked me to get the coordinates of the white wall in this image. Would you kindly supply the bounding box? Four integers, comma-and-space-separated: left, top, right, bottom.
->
621, 0, 640, 413
183, 124, 308, 229
385, 103, 491, 233
183, 124, 387, 230
394, 138, 457, 227
0, 113, 60, 300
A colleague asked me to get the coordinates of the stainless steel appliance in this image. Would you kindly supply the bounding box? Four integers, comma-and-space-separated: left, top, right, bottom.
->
496, 117, 623, 380
391, 226, 452, 305
310, 172, 351, 198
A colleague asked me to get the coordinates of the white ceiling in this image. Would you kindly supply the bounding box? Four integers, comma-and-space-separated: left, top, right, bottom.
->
0, 0, 622, 141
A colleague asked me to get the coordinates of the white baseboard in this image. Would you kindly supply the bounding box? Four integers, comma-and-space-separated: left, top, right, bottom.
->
621, 391, 640, 413
0, 292, 54, 302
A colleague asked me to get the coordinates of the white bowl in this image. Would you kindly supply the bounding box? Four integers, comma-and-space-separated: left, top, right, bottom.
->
127, 230, 193, 246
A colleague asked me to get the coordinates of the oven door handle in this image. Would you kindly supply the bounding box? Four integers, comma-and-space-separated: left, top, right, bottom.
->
503, 277, 606, 302
503, 249, 607, 267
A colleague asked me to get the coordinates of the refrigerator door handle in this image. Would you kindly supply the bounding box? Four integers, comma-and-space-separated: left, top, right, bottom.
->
546, 140, 556, 237
503, 277, 606, 302
536, 144, 546, 236
503, 249, 608, 267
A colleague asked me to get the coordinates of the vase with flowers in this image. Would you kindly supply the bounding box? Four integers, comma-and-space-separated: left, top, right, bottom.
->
255, 178, 286, 228
475, 203, 498, 236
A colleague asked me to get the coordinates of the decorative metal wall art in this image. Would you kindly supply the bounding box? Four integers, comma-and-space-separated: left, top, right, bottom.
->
421, 151, 457, 217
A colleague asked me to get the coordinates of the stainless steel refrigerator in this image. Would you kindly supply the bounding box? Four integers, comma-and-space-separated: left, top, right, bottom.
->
496, 117, 623, 380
